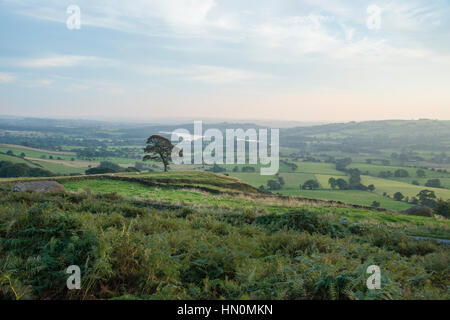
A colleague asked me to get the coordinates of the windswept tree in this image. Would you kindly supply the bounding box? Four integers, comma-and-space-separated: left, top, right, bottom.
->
143, 135, 182, 172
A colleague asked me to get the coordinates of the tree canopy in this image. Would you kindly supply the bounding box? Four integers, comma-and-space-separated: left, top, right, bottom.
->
143, 135, 181, 172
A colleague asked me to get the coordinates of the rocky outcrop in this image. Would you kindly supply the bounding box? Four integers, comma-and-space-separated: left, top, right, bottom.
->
13, 181, 65, 193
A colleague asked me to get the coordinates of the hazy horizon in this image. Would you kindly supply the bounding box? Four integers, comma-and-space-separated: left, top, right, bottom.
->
1, 113, 448, 126
1, 0, 450, 121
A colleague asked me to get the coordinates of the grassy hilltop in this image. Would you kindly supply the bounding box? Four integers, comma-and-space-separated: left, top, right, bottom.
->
0, 171, 449, 300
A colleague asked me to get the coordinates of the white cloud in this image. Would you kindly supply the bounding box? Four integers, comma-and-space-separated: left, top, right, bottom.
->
4, 0, 221, 36
17, 55, 114, 68
23, 79, 54, 87
0, 72, 16, 83
66, 84, 91, 92
140, 65, 271, 84
384, 1, 443, 31
252, 14, 339, 54
186, 65, 270, 84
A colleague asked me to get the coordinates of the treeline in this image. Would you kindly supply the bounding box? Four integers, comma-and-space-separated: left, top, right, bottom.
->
0, 161, 53, 178
85, 161, 139, 175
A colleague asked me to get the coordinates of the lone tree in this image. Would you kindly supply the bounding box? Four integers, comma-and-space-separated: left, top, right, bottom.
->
143, 135, 181, 172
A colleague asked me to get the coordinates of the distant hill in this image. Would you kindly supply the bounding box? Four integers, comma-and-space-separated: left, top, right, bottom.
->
281, 119, 450, 153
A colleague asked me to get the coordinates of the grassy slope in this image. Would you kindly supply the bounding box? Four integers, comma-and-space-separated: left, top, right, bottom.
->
0, 146, 75, 161
281, 189, 412, 211
1, 190, 448, 300
0, 153, 40, 167
0, 171, 449, 300
58, 174, 450, 236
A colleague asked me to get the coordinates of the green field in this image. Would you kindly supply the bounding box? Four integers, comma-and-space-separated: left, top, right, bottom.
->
393, 177, 450, 189
2, 142, 450, 210
361, 176, 450, 200
32, 160, 88, 175
0, 146, 75, 161
291, 161, 345, 175
349, 163, 449, 180
0, 153, 39, 167
229, 163, 423, 210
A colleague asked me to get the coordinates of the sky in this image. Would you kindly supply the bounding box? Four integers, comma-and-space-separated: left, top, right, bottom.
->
0, 0, 449, 122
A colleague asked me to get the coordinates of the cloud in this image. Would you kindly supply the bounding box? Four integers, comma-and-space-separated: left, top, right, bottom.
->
23, 79, 54, 87
17, 55, 114, 68
140, 65, 272, 84
4, 0, 220, 37
383, 1, 444, 31
0, 72, 16, 83
252, 14, 339, 54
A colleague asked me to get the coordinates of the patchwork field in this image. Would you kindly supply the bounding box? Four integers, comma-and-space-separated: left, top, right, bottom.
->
361, 176, 450, 199
348, 163, 449, 179
1, 143, 450, 211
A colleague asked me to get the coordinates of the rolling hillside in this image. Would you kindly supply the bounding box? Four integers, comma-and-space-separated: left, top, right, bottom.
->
0, 171, 449, 300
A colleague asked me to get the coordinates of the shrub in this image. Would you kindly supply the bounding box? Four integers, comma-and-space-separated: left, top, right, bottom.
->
403, 206, 433, 217
425, 179, 442, 188
393, 192, 404, 201
85, 167, 119, 175
434, 199, 450, 218
267, 180, 281, 190
394, 169, 409, 178
302, 180, 320, 190
255, 210, 343, 237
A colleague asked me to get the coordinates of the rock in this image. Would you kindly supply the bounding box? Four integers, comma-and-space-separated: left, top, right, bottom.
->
13, 181, 65, 193
403, 205, 433, 217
